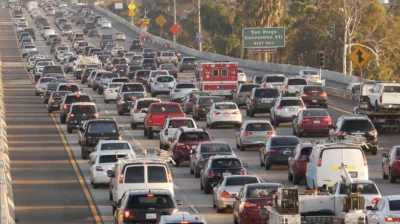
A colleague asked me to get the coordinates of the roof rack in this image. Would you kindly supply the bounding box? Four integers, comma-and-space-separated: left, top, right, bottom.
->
118, 148, 176, 165
311, 135, 369, 147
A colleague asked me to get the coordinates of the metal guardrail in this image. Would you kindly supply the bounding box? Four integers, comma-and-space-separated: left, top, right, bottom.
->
88, 5, 369, 89
0, 59, 15, 224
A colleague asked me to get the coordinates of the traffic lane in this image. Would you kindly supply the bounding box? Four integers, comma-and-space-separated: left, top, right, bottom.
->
1, 10, 96, 223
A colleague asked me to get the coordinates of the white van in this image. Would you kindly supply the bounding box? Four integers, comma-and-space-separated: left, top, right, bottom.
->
107, 155, 174, 207
306, 142, 369, 190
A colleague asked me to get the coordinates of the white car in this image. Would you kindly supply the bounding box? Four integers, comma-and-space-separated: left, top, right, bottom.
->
97, 18, 107, 26
58, 51, 74, 63
130, 98, 161, 129
237, 68, 247, 83
151, 75, 176, 97
159, 117, 197, 150
299, 69, 320, 82
43, 29, 56, 40
89, 151, 127, 188
22, 45, 37, 57
170, 82, 199, 102
103, 82, 124, 103
27, 55, 45, 71
35, 77, 56, 95
101, 21, 112, 29
206, 102, 242, 129
366, 195, 400, 224
89, 140, 136, 162
111, 47, 124, 56
34, 61, 55, 76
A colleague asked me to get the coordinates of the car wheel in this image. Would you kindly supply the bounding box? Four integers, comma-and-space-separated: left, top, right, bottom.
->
48, 107, 52, 113
264, 159, 272, 170
67, 127, 72, 134
118, 109, 123, 116
213, 196, 216, 208
298, 131, 303, 137
288, 170, 293, 181
216, 202, 224, 213
200, 178, 204, 190
209, 122, 214, 129
240, 144, 245, 151
389, 168, 397, 183
371, 146, 378, 155
246, 109, 249, 116
274, 119, 280, 127
147, 129, 153, 139
204, 182, 211, 194
293, 173, 301, 185
382, 165, 388, 179
250, 110, 255, 117
104, 99, 109, 104
93, 182, 98, 189
375, 101, 381, 112
190, 165, 194, 175
81, 148, 88, 159
194, 169, 200, 178
60, 115, 66, 124
144, 127, 148, 137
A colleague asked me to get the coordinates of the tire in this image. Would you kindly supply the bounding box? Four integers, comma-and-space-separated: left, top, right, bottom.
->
60, 115, 66, 124
48, 107, 52, 113
382, 165, 388, 179
209, 122, 214, 129
147, 129, 153, 139
204, 182, 211, 194
194, 168, 200, 178
144, 127, 148, 137
371, 146, 378, 155
200, 179, 204, 190
265, 159, 272, 170
190, 166, 194, 175
213, 197, 216, 208
288, 171, 293, 181
250, 110, 254, 117
375, 101, 381, 112
131, 122, 137, 130
240, 145, 246, 151
118, 109, 123, 116
274, 119, 280, 127
93, 183, 98, 189
81, 148, 88, 159
389, 168, 396, 183
298, 131, 303, 137
67, 127, 72, 134
216, 204, 224, 213
293, 174, 301, 185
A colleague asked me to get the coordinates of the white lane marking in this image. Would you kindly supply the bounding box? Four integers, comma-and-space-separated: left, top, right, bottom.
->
329, 105, 352, 114
105, 110, 109, 114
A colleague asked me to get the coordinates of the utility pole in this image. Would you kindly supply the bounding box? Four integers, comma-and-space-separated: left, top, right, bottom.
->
173, 0, 176, 43
342, 0, 348, 74
198, 0, 202, 51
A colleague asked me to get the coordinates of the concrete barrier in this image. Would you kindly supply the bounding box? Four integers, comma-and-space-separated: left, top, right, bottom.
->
0, 60, 15, 224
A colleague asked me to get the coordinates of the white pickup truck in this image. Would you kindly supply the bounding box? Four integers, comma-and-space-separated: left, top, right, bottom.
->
369, 82, 400, 112
156, 51, 178, 66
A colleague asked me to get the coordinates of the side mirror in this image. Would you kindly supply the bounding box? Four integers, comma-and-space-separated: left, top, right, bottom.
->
119, 126, 124, 131
79, 127, 85, 132
381, 152, 388, 157
242, 163, 249, 168
176, 200, 183, 205
366, 206, 374, 211
106, 170, 115, 177
231, 193, 238, 199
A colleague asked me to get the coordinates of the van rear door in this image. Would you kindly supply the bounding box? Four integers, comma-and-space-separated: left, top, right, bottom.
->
120, 165, 144, 200
146, 165, 174, 196
318, 148, 367, 188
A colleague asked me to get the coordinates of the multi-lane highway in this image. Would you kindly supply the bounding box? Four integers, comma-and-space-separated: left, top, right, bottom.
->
1, 5, 399, 224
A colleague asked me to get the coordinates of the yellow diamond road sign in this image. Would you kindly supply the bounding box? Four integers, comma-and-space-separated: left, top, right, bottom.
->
349, 45, 371, 68
129, 11, 135, 17
128, 3, 136, 11
156, 15, 167, 27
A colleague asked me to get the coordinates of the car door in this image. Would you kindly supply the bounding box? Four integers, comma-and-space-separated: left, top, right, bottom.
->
288, 144, 300, 174
383, 148, 394, 176
367, 197, 385, 224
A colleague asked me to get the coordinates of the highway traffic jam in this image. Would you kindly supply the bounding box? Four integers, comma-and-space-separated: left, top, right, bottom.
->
7, 0, 400, 223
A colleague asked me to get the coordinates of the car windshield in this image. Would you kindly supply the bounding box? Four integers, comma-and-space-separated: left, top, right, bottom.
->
255, 89, 279, 98
137, 100, 159, 109
151, 105, 181, 113
126, 195, 175, 209
303, 110, 328, 117
199, 97, 223, 105
288, 79, 307, 85
87, 122, 117, 133
245, 123, 273, 131
176, 83, 196, 89
215, 103, 237, 110
383, 86, 400, 93
200, 143, 231, 153
389, 200, 400, 211
100, 143, 130, 150
339, 183, 379, 195
265, 76, 285, 82
246, 186, 280, 199
280, 100, 303, 106
123, 92, 144, 100
168, 120, 195, 128
254, 76, 263, 83
64, 95, 91, 104
271, 137, 300, 146
212, 159, 242, 169
240, 85, 259, 92
341, 120, 374, 132
190, 92, 210, 99
72, 105, 96, 114
143, 59, 155, 64
157, 76, 174, 82
225, 177, 259, 186
121, 84, 145, 92
179, 132, 210, 141
99, 154, 125, 163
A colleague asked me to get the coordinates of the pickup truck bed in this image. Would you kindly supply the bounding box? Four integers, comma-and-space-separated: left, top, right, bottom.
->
356, 107, 400, 131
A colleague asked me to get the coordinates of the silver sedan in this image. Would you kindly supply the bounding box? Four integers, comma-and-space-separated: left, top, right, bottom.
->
235, 120, 276, 151
212, 175, 261, 213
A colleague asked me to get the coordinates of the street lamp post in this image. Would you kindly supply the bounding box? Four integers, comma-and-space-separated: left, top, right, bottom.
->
198, 0, 202, 51
173, 0, 176, 43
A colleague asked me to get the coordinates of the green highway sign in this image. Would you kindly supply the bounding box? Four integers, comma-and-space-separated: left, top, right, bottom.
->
242, 27, 285, 48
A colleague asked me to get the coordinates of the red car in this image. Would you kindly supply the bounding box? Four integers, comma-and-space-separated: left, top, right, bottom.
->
288, 142, 313, 185
292, 108, 331, 137
233, 183, 283, 224
382, 146, 400, 183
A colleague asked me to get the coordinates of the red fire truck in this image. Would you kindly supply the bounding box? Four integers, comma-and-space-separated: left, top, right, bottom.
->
199, 62, 238, 97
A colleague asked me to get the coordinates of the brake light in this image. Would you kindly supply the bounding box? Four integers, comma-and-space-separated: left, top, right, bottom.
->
94, 113, 99, 118
317, 158, 322, 167
394, 160, 400, 165
244, 202, 257, 208
189, 99, 196, 103
266, 149, 277, 155
207, 170, 214, 178
302, 93, 307, 97
119, 173, 124, 183
385, 216, 400, 222
302, 118, 311, 122
380, 95, 382, 104
369, 130, 377, 136
212, 112, 220, 116
323, 117, 332, 124
176, 142, 185, 147
240, 169, 246, 175
244, 132, 252, 136
371, 197, 380, 204
147, 194, 154, 197
267, 131, 276, 136
51, 99, 57, 103
233, 111, 241, 115
83, 137, 87, 145
252, 98, 256, 104
118, 135, 123, 140
110, 64, 114, 68
121, 101, 126, 104
172, 68, 177, 71
95, 166, 103, 171
123, 210, 130, 219
198, 107, 204, 112
221, 190, 232, 198
284, 85, 288, 90
299, 105, 306, 109
277, 106, 283, 110
63, 105, 68, 110
168, 173, 173, 183
164, 129, 168, 135
363, 155, 367, 166
338, 131, 345, 136
69, 113, 74, 117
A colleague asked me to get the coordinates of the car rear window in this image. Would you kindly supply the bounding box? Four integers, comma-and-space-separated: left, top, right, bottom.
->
87, 122, 118, 133
383, 86, 400, 93
215, 103, 237, 110
124, 166, 144, 183
25, 45, 35, 49
280, 100, 303, 106
137, 100, 159, 109
72, 105, 96, 114
143, 59, 155, 64
124, 53, 135, 58
168, 120, 195, 128
151, 104, 182, 114
101, 143, 130, 150
245, 123, 273, 131
179, 132, 210, 141
288, 79, 307, 85
211, 159, 242, 168
225, 176, 259, 186
389, 200, 400, 211
147, 166, 168, 183
161, 64, 175, 69
304, 86, 324, 93
123, 92, 144, 100
200, 143, 231, 153
47, 83, 59, 90
39, 78, 54, 83
341, 120, 374, 132
240, 85, 259, 92
246, 186, 280, 198
255, 89, 279, 98
121, 84, 145, 92
78, 42, 87, 46
44, 66, 62, 73
176, 83, 196, 89
303, 110, 328, 117
271, 137, 300, 146
144, 49, 154, 52
58, 85, 79, 92
157, 76, 174, 82
65, 95, 91, 104
198, 97, 223, 105
135, 70, 150, 78
339, 183, 379, 195
265, 76, 285, 83
254, 76, 263, 83
150, 71, 168, 77
162, 52, 175, 57
126, 194, 175, 209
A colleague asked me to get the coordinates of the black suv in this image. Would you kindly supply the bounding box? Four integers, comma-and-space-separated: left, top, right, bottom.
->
113, 189, 181, 223
79, 118, 124, 159
66, 103, 99, 133
59, 93, 93, 124
246, 88, 280, 117
200, 155, 246, 194
192, 96, 223, 120
129, 39, 143, 51
329, 115, 378, 154
298, 85, 328, 108
83, 22, 96, 34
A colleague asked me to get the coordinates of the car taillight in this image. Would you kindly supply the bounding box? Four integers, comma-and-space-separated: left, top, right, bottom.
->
233, 111, 240, 114
302, 118, 311, 122
134, 108, 140, 113
240, 169, 246, 175
244, 202, 257, 208
317, 158, 322, 167
69, 113, 74, 117
338, 131, 345, 136
51, 99, 57, 103
172, 68, 177, 71
299, 105, 306, 109
164, 129, 168, 135
41, 73, 45, 77
371, 197, 380, 205
369, 130, 377, 136
121, 101, 126, 104
267, 131, 276, 136
302, 93, 307, 97
284, 85, 288, 90
176, 142, 185, 147
323, 117, 332, 124
123, 209, 130, 219
110, 64, 114, 68
197, 107, 204, 112
277, 106, 283, 110
394, 159, 400, 165
174, 89, 181, 92
244, 132, 252, 136
119, 173, 124, 183
63, 105, 68, 110
385, 216, 400, 222
221, 190, 231, 198
45, 90, 50, 94
189, 99, 196, 103
380, 95, 382, 104
172, 208, 178, 213
95, 166, 103, 171
94, 113, 99, 118
118, 135, 123, 140
212, 112, 220, 116
83, 137, 87, 145
266, 149, 277, 155
252, 98, 256, 104
321, 92, 327, 97
207, 170, 214, 178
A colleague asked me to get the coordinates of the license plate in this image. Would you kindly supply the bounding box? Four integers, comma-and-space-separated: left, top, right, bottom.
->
312, 100, 318, 102
314, 120, 320, 124
284, 150, 291, 155
146, 213, 157, 219
349, 172, 357, 178
289, 108, 295, 111
223, 172, 231, 177
262, 98, 270, 103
